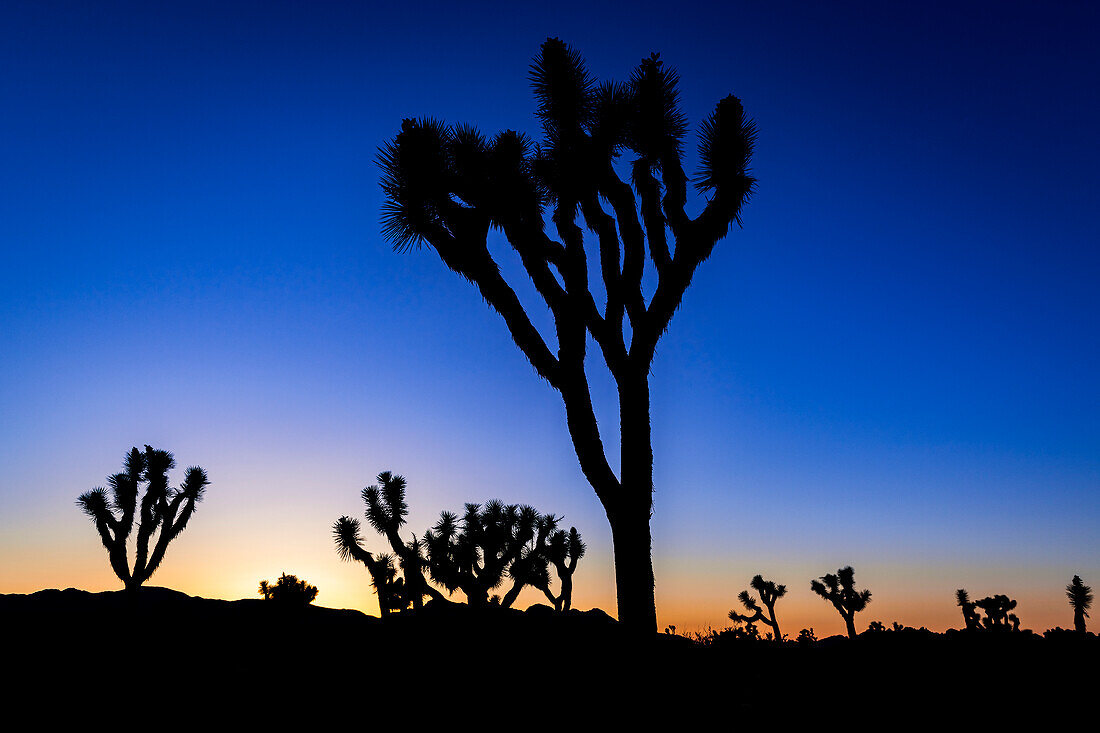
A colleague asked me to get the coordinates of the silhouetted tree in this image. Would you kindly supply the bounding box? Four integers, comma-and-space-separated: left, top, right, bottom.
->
378, 38, 756, 633
355, 471, 445, 609
810, 566, 871, 639
502, 513, 557, 608
956, 588, 982, 631
545, 525, 586, 611
76, 445, 210, 592
333, 516, 406, 617
502, 514, 586, 611
972, 594, 1019, 631
728, 575, 786, 642
259, 573, 318, 605
423, 501, 539, 607
1066, 575, 1092, 634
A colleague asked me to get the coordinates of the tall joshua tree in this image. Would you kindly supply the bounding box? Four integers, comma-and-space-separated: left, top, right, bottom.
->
378, 39, 756, 633
729, 575, 787, 641
77, 445, 210, 592
811, 566, 871, 639
1066, 575, 1092, 633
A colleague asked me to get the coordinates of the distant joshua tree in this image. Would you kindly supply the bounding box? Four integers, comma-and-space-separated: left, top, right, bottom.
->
810, 566, 871, 639
545, 525, 585, 611
956, 589, 982, 631
333, 515, 408, 618
502, 514, 586, 611
423, 501, 540, 607
334, 472, 445, 612
1066, 575, 1092, 633
728, 575, 786, 642
259, 573, 318, 605
77, 445, 210, 592
972, 594, 1020, 631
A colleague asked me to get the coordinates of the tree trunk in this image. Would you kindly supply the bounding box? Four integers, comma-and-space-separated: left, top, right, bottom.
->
609, 507, 656, 635
1074, 608, 1085, 633
844, 613, 857, 639
501, 579, 523, 609
766, 605, 781, 643
559, 571, 573, 612
609, 369, 657, 635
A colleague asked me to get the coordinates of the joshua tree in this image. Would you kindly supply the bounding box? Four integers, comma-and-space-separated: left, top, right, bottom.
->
972, 594, 1019, 631
1066, 575, 1092, 633
810, 566, 872, 639
956, 589, 982, 631
729, 575, 786, 642
502, 515, 586, 611
350, 471, 445, 609
76, 445, 210, 592
378, 38, 756, 633
333, 516, 408, 617
545, 525, 585, 611
422, 501, 539, 607
501, 513, 558, 609
259, 573, 319, 605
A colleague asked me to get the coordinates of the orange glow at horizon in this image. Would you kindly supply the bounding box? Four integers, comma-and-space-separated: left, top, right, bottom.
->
1, 527, 1086, 639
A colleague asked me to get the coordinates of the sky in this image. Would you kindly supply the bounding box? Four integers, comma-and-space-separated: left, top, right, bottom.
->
1, 1, 1097, 637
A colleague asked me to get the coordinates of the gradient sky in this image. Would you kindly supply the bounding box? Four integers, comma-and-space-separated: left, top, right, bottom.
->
1, 1, 1097, 637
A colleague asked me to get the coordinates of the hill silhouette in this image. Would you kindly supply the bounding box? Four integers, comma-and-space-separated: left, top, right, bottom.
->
3, 587, 1094, 715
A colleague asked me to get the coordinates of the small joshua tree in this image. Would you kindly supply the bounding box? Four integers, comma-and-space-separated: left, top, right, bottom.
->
423, 501, 540, 607
77, 445, 210, 592
810, 566, 871, 639
342, 471, 445, 610
501, 513, 557, 608
502, 515, 586, 611
544, 525, 585, 611
728, 575, 786, 642
972, 594, 1019, 631
1067, 575, 1092, 634
333, 515, 408, 618
259, 573, 319, 605
956, 589, 982, 631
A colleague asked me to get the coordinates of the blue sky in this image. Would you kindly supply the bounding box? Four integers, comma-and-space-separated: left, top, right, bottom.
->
1, 1, 1097, 633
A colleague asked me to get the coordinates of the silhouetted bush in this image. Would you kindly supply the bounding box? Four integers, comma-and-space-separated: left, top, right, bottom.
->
259, 573, 318, 605
810, 566, 871, 639
76, 445, 210, 591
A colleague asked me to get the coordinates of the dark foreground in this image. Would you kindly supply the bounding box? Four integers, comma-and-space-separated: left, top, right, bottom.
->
3, 587, 1095, 718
